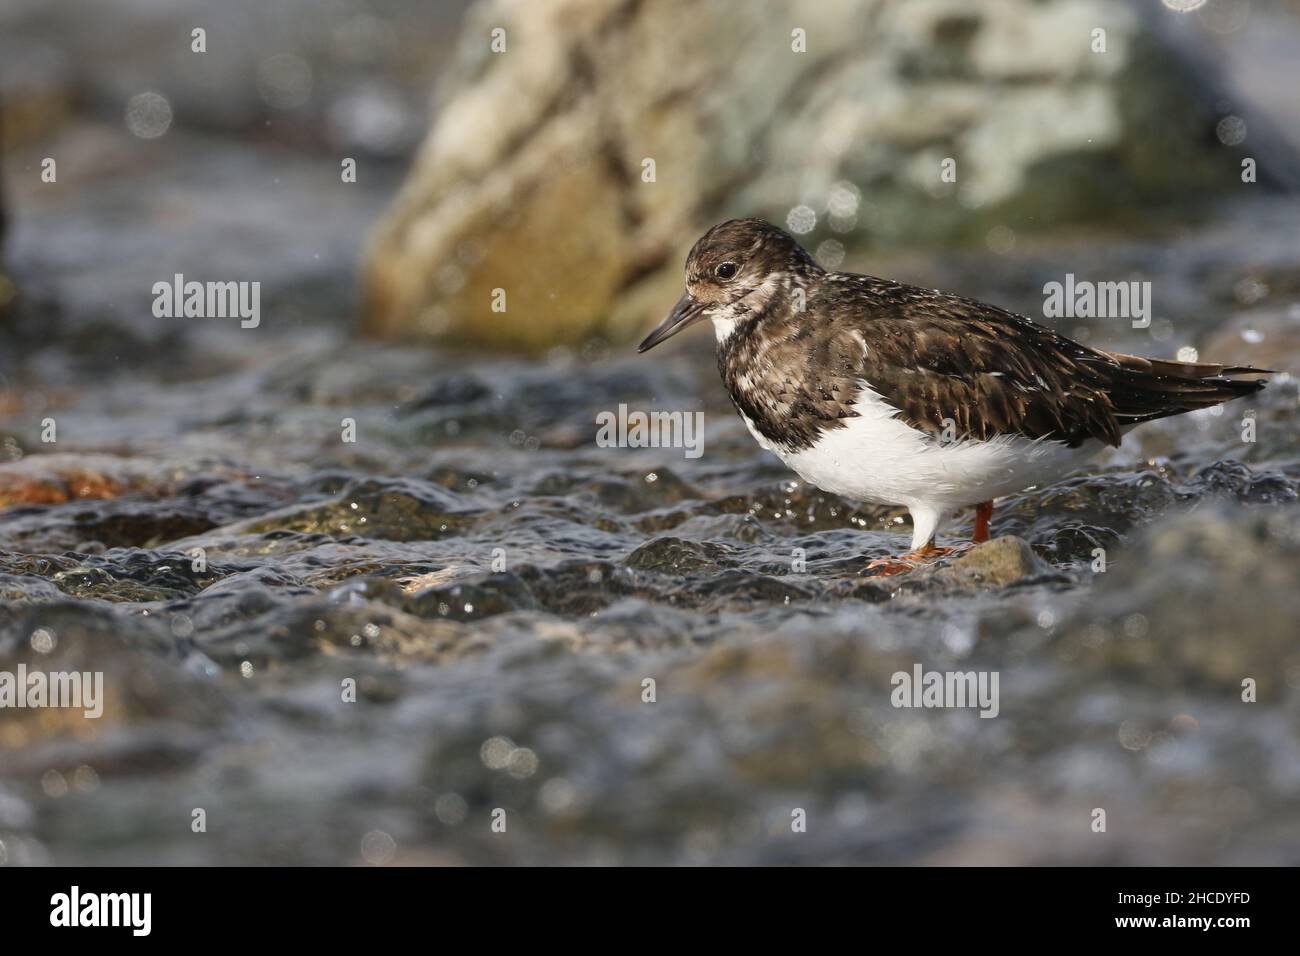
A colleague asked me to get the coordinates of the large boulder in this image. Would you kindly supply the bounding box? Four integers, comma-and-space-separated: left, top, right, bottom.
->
363, 0, 1269, 351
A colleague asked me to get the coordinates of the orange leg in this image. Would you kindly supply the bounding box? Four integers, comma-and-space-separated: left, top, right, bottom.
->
867, 541, 968, 577
973, 500, 994, 544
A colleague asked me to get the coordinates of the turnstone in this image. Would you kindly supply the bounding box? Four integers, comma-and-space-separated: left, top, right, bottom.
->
638, 218, 1272, 574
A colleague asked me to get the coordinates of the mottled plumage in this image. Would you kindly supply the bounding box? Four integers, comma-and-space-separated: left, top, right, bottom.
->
639, 218, 1271, 562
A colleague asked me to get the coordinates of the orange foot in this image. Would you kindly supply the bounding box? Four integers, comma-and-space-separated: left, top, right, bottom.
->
866, 542, 971, 577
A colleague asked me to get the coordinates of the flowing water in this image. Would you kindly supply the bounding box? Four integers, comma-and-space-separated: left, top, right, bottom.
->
1, 123, 1299, 865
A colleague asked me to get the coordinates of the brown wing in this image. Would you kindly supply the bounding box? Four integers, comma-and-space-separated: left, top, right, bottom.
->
836, 282, 1269, 448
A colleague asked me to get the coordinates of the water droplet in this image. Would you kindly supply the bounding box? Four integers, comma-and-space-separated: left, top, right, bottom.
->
786, 205, 817, 235
124, 91, 172, 139
1216, 115, 1247, 146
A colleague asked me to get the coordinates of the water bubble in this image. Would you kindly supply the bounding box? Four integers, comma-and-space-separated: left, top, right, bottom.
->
539, 778, 578, 814
1118, 720, 1152, 750
1233, 276, 1267, 304
1176, 346, 1199, 362
1169, 713, 1199, 734
360, 829, 396, 865
828, 212, 858, 233
1162, 0, 1207, 11
480, 735, 515, 769
506, 747, 539, 779
826, 181, 861, 218
1216, 115, 1247, 146
124, 91, 172, 139
30, 628, 56, 654
434, 793, 468, 825
41, 770, 68, 798
72, 765, 100, 793
1079, 624, 1107, 647
257, 53, 313, 110
786, 205, 817, 235
815, 239, 845, 270
1122, 613, 1149, 638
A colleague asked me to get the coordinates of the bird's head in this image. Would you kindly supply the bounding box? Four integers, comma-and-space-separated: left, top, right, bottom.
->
638, 218, 820, 352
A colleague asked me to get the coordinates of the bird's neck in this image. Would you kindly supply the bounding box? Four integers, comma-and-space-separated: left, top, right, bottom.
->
715, 269, 824, 451
710, 268, 816, 347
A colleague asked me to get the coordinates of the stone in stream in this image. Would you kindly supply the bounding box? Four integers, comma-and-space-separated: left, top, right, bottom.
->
932, 536, 1058, 588
363, 0, 1276, 351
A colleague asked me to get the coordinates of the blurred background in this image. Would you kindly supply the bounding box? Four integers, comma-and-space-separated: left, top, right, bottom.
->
0, 0, 1298, 866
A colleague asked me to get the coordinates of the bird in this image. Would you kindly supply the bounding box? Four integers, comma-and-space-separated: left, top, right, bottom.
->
638, 218, 1272, 575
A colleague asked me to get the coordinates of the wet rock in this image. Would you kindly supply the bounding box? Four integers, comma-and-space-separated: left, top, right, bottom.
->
0, 454, 144, 508
237, 478, 481, 542
188, 597, 478, 668
514, 560, 638, 615
623, 536, 737, 573
364, 0, 1268, 349
578, 468, 699, 514
0, 573, 68, 604
403, 571, 537, 621
932, 536, 1058, 588
1183, 459, 1298, 505
327, 576, 410, 607
824, 576, 896, 603
995, 461, 1299, 565
671, 570, 813, 611
713, 483, 894, 534
0, 499, 220, 554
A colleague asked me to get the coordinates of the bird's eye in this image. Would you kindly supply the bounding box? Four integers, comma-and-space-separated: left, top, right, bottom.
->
715, 262, 738, 280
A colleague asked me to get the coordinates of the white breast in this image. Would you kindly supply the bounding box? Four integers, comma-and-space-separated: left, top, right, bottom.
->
741, 387, 1097, 547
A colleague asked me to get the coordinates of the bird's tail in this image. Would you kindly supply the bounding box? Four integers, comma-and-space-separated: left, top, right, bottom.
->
1095, 350, 1272, 426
